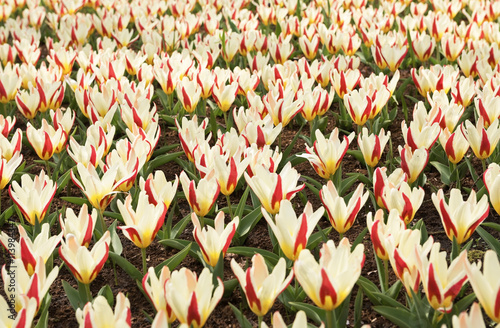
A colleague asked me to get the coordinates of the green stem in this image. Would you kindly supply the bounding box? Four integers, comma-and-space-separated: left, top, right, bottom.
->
258, 315, 263, 327
44, 159, 52, 177
141, 247, 147, 275
84, 283, 92, 303
97, 210, 106, 235
325, 309, 337, 328
339, 232, 344, 241
278, 133, 282, 153
482, 159, 487, 173
383, 258, 389, 293
431, 310, 443, 326
226, 194, 234, 219
223, 111, 229, 131
200, 216, 205, 229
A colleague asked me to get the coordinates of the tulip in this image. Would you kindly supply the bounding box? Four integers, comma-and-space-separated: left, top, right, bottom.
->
59, 204, 96, 248
212, 81, 239, 113
231, 254, 293, 317
383, 181, 425, 225
244, 144, 282, 177
462, 118, 500, 160
50, 107, 75, 136
66, 137, 104, 168
15, 86, 40, 119
58, 231, 110, 285
9, 171, 56, 225
343, 89, 372, 126
298, 85, 333, 122
416, 243, 468, 312
176, 115, 210, 163
117, 191, 167, 249
441, 33, 465, 62
0, 223, 62, 276
387, 231, 433, 296
301, 129, 355, 180
411, 32, 435, 62
143, 266, 176, 323
86, 123, 115, 155
262, 200, 324, 261
71, 163, 127, 212
140, 171, 178, 209
449, 303, 489, 328
358, 127, 390, 167
263, 85, 303, 128
0, 152, 22, 190
75, 293, 131, 328
35, 79, 65, 113
3, 257, 58, 313
380, 43, 408, 72
192, 212, 239, 266
261, 310, 323, 328
484, 163, 500, 216
432, 189, 489, 245
439, 128, 469, 164
299, 34, 320, 60
330, 69, 361, 99
180, 170, 220, 218
0, 296, 37, 328
176, 76, 202, 114
0, 67, 20, 103
320, 181, 368, 235
373, 167, 408, 209
164, 267, 223, 328
103, 147, 140, 193
401, 120, 441, 151
0, 114, 15, 137
399, 145, 429, 184
26, 120, 66, 160
367, 209, 406, 260
294, 238, 364, 311
244, 162, 304, 215
466, 250, 500, 323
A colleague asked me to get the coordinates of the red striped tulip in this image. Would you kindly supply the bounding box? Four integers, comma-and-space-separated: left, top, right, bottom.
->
9, 171, 56, 225
373, 167, 407, 209
484, 163, 500, 216
441, 33, 465, 62
0, 296, 37, 328
383, 182, 425, 225
432, 189, 489, 245
59, 204, 96, 248
462, 118, 500, 160
294, 238, 364, 311
439, 128, 469, 164
411, 32, 435, 62
244, 162, 304, 215
26, 120, 66, 160
71, 163, 127, 211
387, 231, 433, 296
416, 243, 468, 312
164, 267, 223, 328
50, 108, 75, 136
0, 114, 15, 137
140, 171, 178, 209
0, 151, 22, 190
212, 81, 239, 113
192, 212, 239, 266
450, 303, 487, 328
330, 69, 361, 99
343, 89, 372, 126
66, 137, 104, 168
301, 129, 355, 180
262, 200, 324, 261
48, 47, 76, 76
367, 209, 406, 260
213, 150, 249, 196
180, 170, 220, 217
176, 77, 202, 114
117, 191, 167, 249
244, 144, 282, 177
143, 267, 176, 324
0, 67, 20, 103
320, 181, 368, 234
15, 86, 39, 119
466, 250, 500, 323
231, 254, 293, 316
76, 293, 131, 327
2, 257, 59, 313
399, 145, 429, 184
58, 231, 110, 285
358, 128, 390, 167
299, 34, 320, 60
0, 223, 62, 276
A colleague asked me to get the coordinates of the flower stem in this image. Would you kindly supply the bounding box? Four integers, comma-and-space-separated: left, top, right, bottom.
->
44, 159, 52, 177
482, 159, 487, 173
141, 247, 147, 275
84, 283, 92, 303
226, 194, 234, 218
258, 315, 263, 327
325, 309, 337, 328
97, 209, 106, 235
383, 258, 389, 293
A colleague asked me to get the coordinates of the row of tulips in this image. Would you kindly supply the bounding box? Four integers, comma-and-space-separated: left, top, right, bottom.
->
3, 0, 500, 327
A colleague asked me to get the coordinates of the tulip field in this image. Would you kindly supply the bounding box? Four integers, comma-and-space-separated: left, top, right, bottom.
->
4, 0, 500, 327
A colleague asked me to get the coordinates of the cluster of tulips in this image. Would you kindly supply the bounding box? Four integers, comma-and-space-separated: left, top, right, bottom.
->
2, 0, 500, 326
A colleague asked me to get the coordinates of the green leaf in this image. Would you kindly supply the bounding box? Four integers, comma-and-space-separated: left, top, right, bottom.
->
56, 170, 72, 194
453, 292, 476, 314
357, 276, 382, 306
229, 303, 253, 328
97, 285, 114, 307
354, 289, 363, 328
302, 174, 324, 191
235, 207, 262, 241
482, 222, 500, 232
351, 227, 368, 251
60, 197, 90, 206
108, 221, 123, 255
62, 280, 84, 310
234, 186, 250, 220
34, 294, 51, 328
476, 227, 500, 259
155, 243, 191, 274
386, 280, 402, 300
373, 306, 413, 328
171, 213, 191, 239
227, 246, 279, 266
288, 302, 323, 325
159, 239, 201, 260
307, 227, 332, 250
339, 174, 364, 196
0, 205, 15, 226
146, 151, 184, 175
429, 161, 451, 185
223, 279, 239, 298
108, 252, 143, 281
